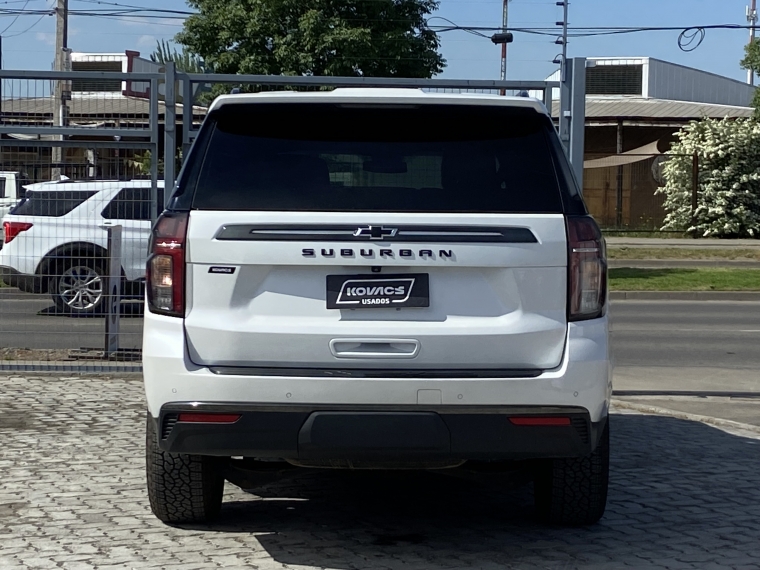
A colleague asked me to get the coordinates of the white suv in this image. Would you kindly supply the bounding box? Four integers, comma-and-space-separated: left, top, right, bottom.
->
143, 90, 611, 526
0, 180, 163, 315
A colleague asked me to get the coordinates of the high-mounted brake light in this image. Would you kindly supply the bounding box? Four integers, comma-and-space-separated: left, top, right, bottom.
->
146, 212, 188, 317
3, 221, 33, 244
567, 216, 607, 321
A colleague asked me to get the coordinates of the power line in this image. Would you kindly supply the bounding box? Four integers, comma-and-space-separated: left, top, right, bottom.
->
0, 0, 31, 35
0, 3, 756, 55
3, 1, 52, 38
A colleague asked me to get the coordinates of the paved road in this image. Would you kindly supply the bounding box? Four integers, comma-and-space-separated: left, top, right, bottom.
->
1, 295, 759, 393
1, 375, 759, 569
610, 300, 760, 393
0, 291, 143, 350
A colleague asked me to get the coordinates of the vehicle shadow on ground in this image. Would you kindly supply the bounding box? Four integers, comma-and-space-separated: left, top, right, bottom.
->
37, 301, 144, 318
183, 414, 760, 569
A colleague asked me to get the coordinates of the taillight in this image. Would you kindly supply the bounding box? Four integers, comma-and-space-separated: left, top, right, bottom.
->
567, 215, 607, 322
146, 212, 188, 317
3, 221, 33, 244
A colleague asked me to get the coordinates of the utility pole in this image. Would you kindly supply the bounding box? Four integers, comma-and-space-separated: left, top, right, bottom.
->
52, 0, 68, 180
556, 1, 569, 81
500, 0, 510, 84
748, 1, 758, 85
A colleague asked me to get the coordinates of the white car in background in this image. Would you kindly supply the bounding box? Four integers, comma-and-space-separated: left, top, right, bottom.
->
0, 180, 164, 315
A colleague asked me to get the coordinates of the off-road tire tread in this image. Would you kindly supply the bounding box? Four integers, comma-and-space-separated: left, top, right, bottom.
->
534, 419, 609, 526
145, 414, 224, 524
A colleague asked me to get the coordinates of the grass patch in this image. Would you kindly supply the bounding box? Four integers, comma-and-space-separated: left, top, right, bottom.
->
609, 268, 760, 291
602, 231, 688, 238
608, 248, 760, 261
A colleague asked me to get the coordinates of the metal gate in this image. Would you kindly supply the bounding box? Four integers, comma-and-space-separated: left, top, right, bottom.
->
0, 65, 585, 372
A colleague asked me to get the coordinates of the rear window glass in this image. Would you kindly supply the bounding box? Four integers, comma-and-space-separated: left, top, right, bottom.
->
11, 190, 96, 217
190, 104, 565, 213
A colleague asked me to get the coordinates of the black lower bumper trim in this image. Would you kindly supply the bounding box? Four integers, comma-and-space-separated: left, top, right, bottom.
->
157, 404, 605, 461
209, 367, 543, 378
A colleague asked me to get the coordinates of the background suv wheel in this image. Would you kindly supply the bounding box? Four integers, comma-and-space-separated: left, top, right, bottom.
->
51, 259, 105, 316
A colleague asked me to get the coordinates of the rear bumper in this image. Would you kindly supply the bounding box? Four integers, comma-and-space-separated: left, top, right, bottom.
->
143, 307, 611, 462
156, 403, 606, 460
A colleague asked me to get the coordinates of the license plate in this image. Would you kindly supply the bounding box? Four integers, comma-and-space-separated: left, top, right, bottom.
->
326, 274, 430, 309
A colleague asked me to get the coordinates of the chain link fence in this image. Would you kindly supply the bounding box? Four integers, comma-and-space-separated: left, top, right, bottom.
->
0, 69, 562, 371
0, 69, 163, 371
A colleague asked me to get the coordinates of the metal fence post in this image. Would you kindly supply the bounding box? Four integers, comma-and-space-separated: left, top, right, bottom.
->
543, 84, 554, 120
102, 222, 122, 357
182, 73, 193, 159
149, 77, 160, 222
559, 60, 572, 150
616, 119, 624, 228
164, 62, 177, 205
569, 57, 587, 195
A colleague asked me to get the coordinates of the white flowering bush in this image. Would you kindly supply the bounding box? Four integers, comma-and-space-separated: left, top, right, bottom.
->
658, 118, 760, 238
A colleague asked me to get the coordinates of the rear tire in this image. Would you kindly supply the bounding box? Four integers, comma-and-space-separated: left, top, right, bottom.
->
533, 418, 609, 526
145, 413, 225, 524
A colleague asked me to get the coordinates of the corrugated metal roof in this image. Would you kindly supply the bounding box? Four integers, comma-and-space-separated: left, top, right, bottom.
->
551, 97, 754, 120
0, 94, 206, 120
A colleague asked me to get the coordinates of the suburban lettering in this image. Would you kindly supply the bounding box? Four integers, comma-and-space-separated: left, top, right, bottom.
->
305, 248, 456, 259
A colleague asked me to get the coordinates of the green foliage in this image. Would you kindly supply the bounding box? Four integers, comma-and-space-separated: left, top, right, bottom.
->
176, 0, 445, 78
740, 39, 760, 117
129, 151, 162, 175
128, 150, 183, 176
150, 40, 206, 73
657, 118, 760, 238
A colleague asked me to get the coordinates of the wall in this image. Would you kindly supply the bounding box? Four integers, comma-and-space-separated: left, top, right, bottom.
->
647, 59, 755, 107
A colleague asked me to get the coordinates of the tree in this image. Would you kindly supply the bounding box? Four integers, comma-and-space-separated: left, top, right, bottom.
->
176, 0, 445, 78
150, 40, 206, 73
740, 39, 760, 117
657, 118, 760, 238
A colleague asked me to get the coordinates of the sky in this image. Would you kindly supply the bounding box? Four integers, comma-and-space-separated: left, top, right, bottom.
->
0, 0, 757, 85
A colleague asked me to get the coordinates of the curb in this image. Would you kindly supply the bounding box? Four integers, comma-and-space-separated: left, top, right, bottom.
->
611, 398, 760, 438
0, 362, 142, 373
610, 291, 760, 301
606, 238, 760, 249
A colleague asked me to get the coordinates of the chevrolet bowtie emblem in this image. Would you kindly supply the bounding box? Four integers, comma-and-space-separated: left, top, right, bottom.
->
353, 226, 398, 240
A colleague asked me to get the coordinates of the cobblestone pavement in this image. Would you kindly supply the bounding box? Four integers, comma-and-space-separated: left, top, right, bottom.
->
1, 376, 759, 570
